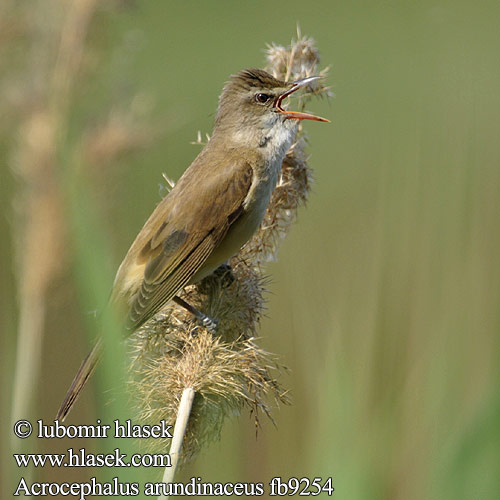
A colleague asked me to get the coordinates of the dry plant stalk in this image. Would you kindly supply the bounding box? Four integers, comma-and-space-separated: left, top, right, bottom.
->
9, 0, 99, 436
127, 31, 331, 485
159, 387, 195, 500
8, 0, 154, 436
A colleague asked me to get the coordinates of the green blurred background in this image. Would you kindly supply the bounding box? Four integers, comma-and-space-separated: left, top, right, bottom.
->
2, 0, 500, 498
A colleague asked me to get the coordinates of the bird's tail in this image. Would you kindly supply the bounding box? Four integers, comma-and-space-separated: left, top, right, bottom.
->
56, 337, 103, 422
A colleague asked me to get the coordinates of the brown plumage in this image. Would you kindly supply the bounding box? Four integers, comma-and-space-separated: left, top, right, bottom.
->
113, 149, 256, 330
56, 69, 327, 421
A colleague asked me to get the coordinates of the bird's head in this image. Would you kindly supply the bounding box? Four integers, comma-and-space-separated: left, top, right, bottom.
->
214, 69, 328, 155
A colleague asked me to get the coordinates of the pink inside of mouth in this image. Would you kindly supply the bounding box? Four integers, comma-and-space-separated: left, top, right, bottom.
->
275, 84, 301, 111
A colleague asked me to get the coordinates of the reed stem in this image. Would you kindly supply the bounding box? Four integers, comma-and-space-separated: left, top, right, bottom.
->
159, 387, 195, 500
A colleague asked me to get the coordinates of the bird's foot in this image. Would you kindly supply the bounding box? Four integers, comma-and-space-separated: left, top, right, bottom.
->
172, 295, 218, 333
200, 314, 218, 333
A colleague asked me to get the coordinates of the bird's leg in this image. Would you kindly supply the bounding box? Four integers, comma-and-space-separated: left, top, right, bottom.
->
172, 263, 234, 331
172, 296, 218, 332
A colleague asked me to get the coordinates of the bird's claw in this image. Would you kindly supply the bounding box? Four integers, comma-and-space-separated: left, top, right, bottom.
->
201, 315, 218, 333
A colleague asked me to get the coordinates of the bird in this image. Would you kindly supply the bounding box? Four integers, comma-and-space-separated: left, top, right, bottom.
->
56, 68, 328, 421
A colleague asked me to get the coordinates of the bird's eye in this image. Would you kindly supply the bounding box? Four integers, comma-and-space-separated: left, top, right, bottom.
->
255, 93, 271, 104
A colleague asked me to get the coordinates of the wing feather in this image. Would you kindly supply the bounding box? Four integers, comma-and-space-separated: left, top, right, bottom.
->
129, 232, 217, 327
121, 157, 254, 329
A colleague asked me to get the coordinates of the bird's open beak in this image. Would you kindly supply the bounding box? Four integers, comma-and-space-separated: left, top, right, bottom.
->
275, 76, 330, 122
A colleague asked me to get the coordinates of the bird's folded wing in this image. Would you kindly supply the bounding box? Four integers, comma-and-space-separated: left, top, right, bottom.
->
125, 159, 254, 329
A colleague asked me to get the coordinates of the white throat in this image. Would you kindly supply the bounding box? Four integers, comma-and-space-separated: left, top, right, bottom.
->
263, 119, 297, 166
230, 115, 298, 168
